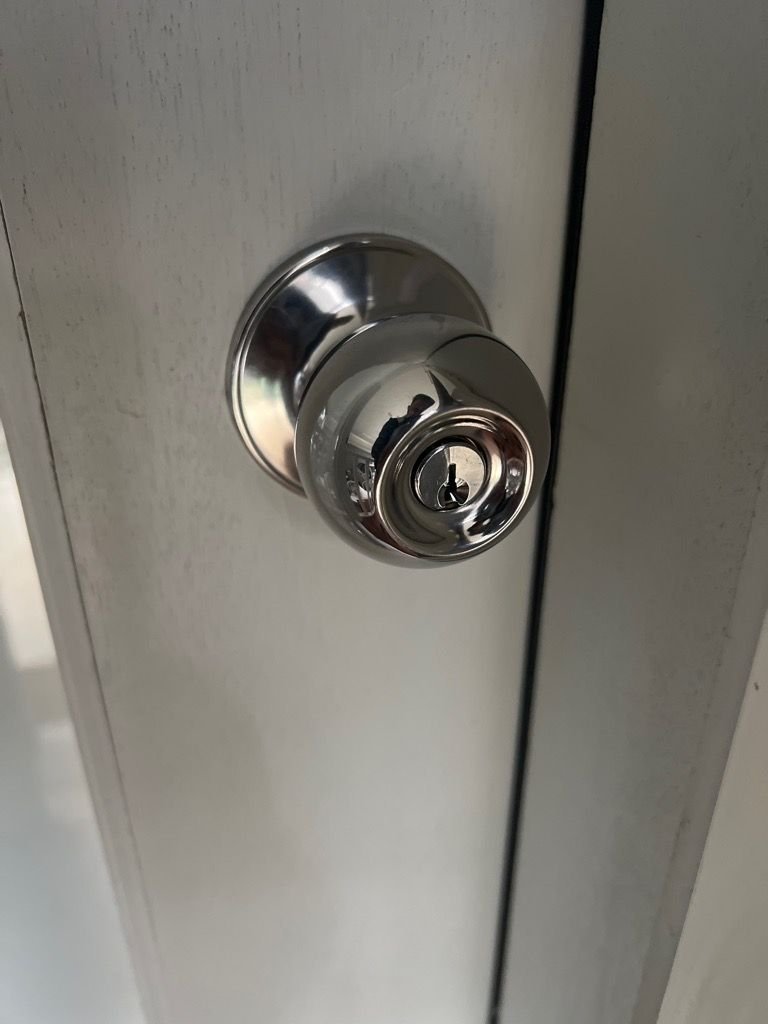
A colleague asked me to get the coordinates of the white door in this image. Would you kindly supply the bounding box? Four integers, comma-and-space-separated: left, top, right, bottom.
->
2, 0, 766, 1022
0, 2, 584, 1022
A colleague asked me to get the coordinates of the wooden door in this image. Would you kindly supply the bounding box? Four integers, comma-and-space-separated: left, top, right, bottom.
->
0, 2, 584, 1021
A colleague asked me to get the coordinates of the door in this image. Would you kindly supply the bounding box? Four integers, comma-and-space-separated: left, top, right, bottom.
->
0, 3, 584, 1023
3, 0, 766, 1022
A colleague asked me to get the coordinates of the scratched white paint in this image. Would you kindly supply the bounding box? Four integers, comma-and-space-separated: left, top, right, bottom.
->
0, 1, 582, 1021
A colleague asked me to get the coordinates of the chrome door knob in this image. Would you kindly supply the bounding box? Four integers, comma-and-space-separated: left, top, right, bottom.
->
228, 235, 550, 566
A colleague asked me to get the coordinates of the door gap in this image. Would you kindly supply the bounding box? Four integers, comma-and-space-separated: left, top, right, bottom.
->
486, 1, 607, 1019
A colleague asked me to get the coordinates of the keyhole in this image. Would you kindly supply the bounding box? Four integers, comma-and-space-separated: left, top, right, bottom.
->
414, 441, 487, 511
446, 462, 458, 496
437, 462, 471, 509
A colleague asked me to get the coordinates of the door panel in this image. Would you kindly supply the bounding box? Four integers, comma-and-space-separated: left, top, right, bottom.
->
0, 2, 582, 1021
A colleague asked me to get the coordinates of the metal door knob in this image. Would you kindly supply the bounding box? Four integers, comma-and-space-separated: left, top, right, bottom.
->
228, 235, 550, 566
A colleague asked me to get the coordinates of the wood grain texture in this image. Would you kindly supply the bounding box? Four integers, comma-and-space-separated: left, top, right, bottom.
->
0, 2, 582, 1021
500, 0, 768, 1021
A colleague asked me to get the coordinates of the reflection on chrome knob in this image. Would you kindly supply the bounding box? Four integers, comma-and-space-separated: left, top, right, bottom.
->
228, 235, 550, 567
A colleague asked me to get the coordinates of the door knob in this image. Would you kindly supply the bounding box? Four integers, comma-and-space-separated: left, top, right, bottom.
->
228, 235, 550, 566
